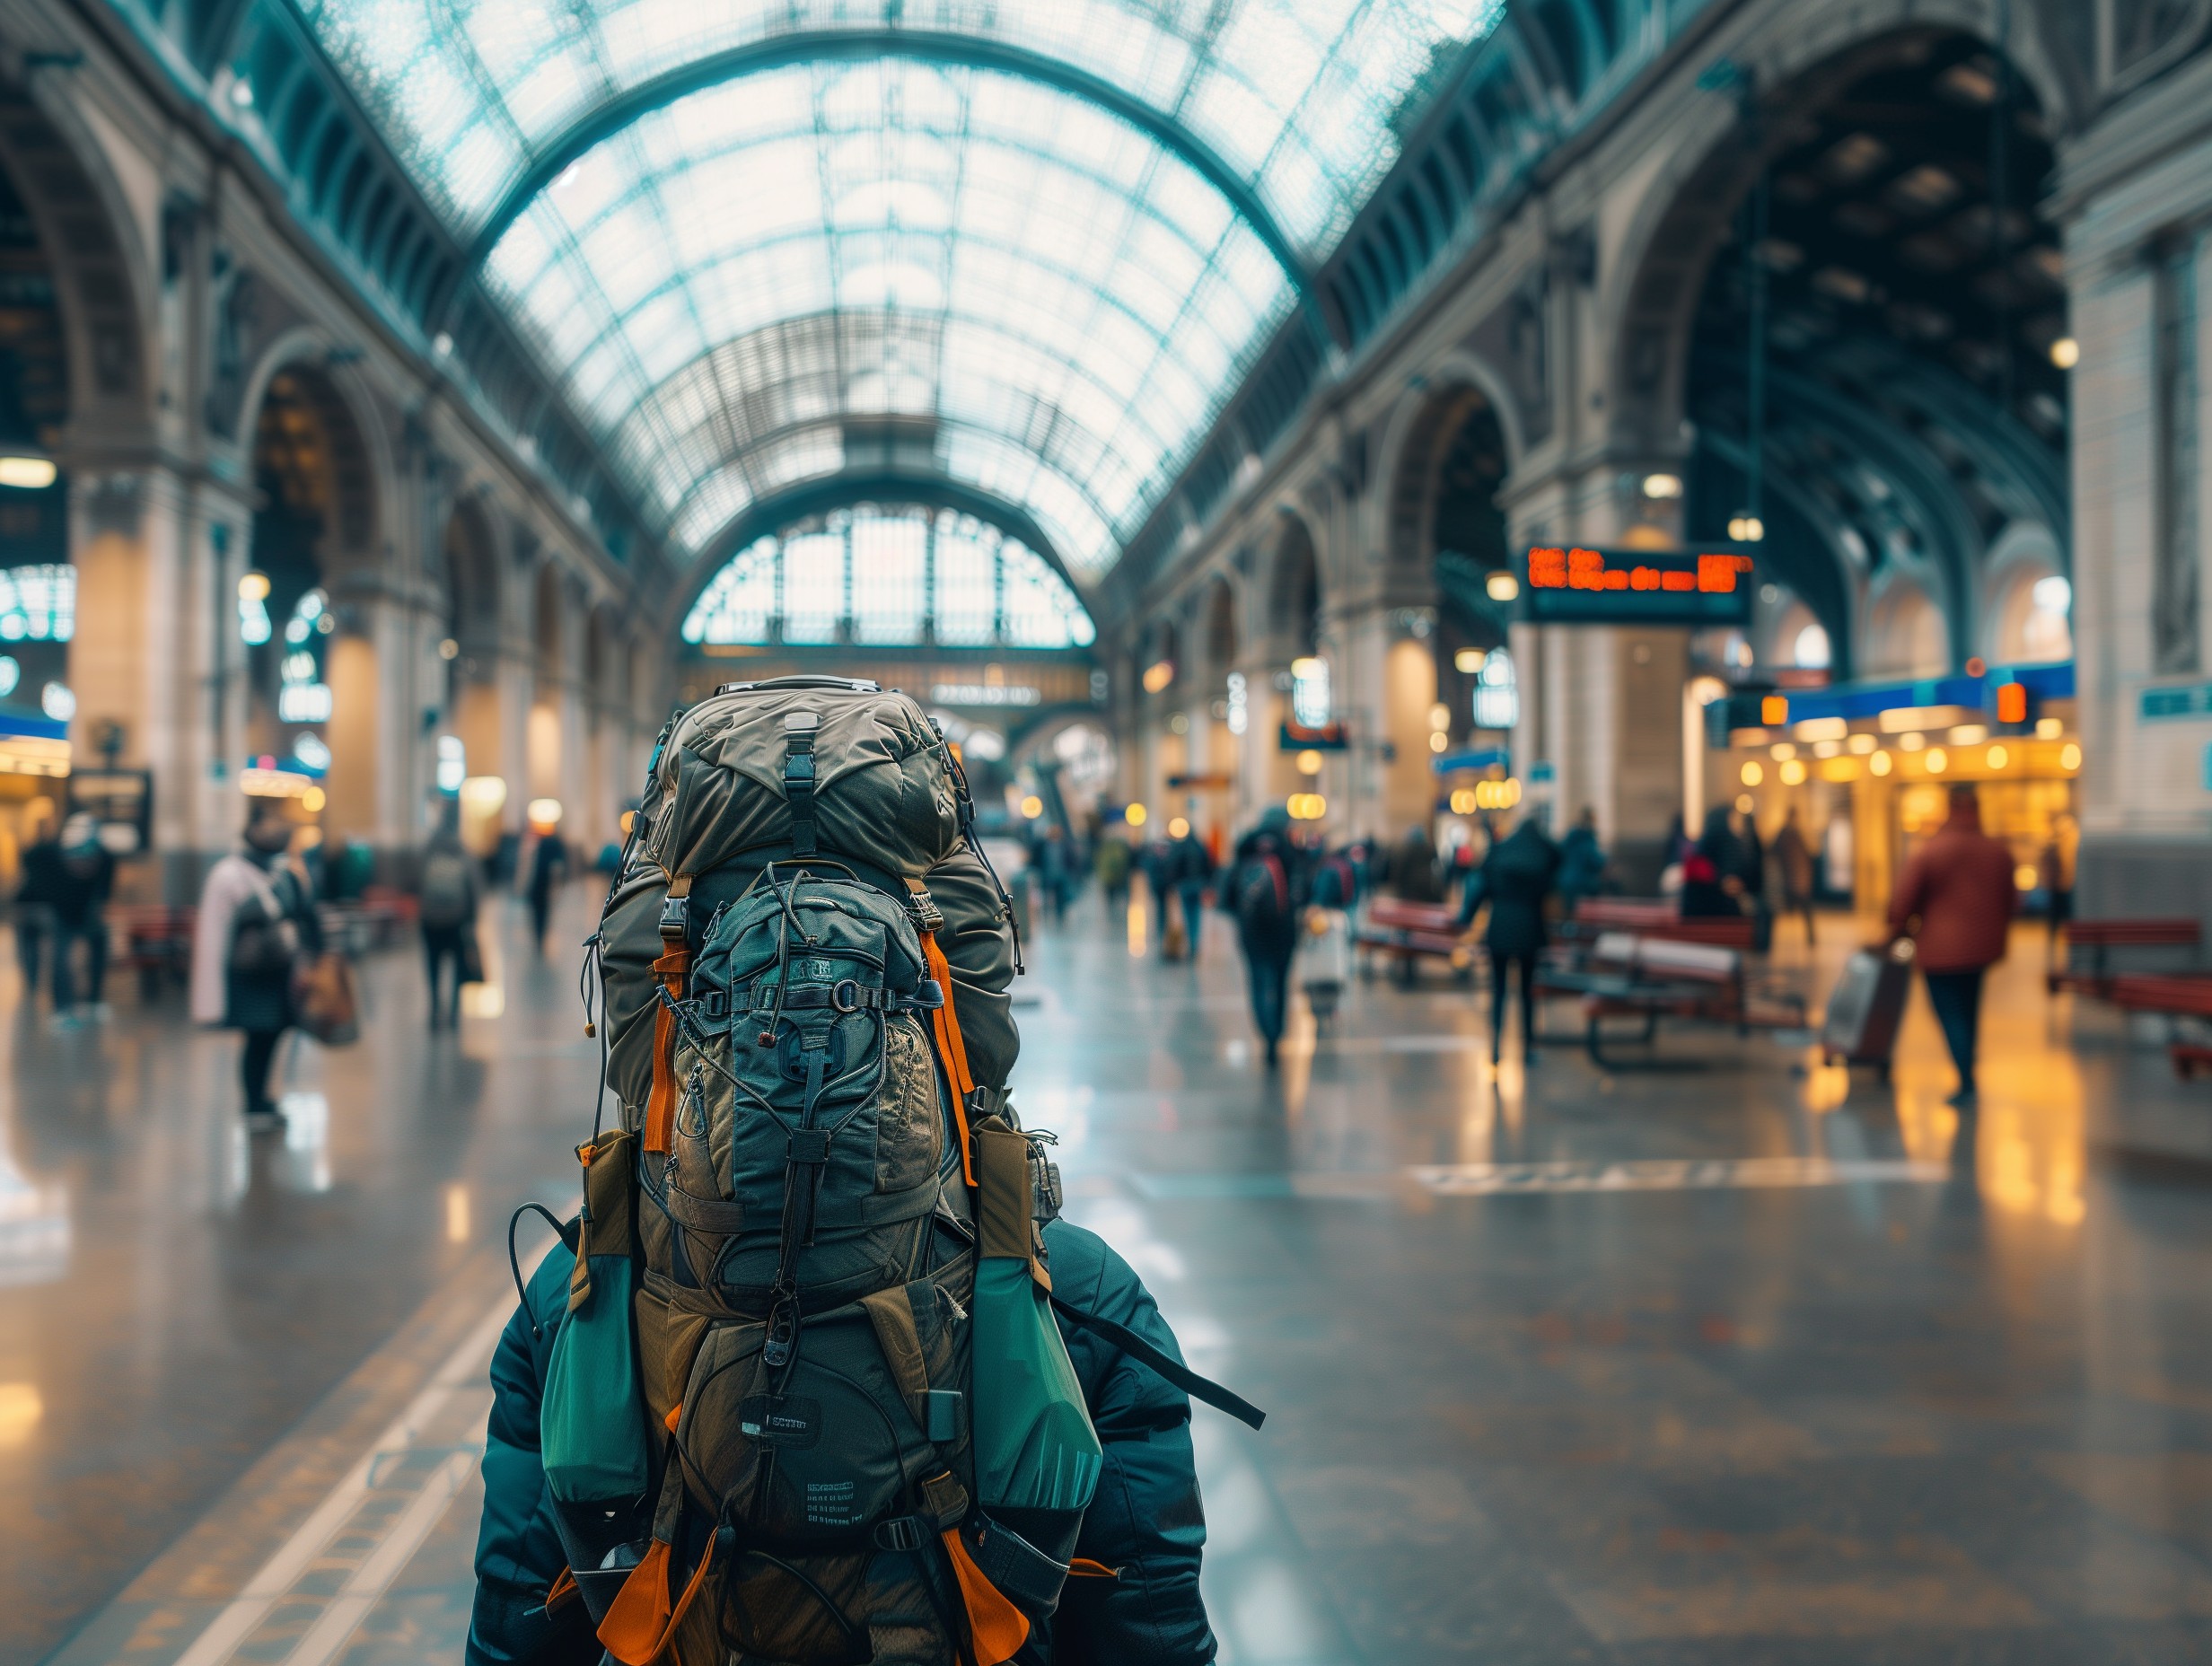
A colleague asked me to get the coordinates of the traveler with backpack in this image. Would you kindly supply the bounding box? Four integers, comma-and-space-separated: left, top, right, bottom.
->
1457, 813, 1560, 1065
470, 679, 1252, 1666
419, 820, 481, 1029
190, 804, 321, 1129
1224, 806, 1304, 1066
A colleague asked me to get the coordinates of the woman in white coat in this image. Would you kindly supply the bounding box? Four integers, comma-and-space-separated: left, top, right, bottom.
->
190, 806, 320, 1130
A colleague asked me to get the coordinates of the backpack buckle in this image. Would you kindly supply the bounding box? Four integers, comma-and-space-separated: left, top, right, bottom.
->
872, 1515, 930, 1554
658, 891, 689, 944
787, 1128, 830, 1166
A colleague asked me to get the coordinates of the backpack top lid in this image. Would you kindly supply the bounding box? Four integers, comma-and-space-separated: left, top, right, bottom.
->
640, 679, 961, 887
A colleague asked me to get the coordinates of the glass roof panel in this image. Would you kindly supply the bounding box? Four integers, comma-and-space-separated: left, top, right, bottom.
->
296, 3, 1505, 581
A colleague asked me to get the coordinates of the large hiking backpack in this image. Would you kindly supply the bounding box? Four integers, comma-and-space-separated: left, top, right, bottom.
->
532, 677, 1258, 1666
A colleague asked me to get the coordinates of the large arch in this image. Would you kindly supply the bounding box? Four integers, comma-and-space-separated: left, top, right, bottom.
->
235, 334, 389, 569
1268, 512, 1323, 659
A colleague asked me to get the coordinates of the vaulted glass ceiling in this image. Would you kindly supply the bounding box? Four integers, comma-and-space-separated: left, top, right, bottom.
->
293, 2, 1505, 581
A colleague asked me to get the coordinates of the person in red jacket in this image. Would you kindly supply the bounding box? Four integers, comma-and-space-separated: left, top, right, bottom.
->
1888, 785, 2016, 1105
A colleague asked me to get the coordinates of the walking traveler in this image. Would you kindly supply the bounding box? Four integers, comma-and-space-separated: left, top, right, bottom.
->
1458, 813, 1560, 1065
14, 811, 60, 1004
1093, 833, 1131, 916
1225, 807, 1304, 1066
2038, 815, 2075, 972
1389, 822, 1444, 902
190, 805, 322, 1129
1680, 806, 1741, 917
1167, 822, 1214, 959
1556, 807, 1606, 919
1772, 807, 1819, 944
48, 813, 116, 1022
419, 819, 481, 1029
525, 827, 568, 954
1888, 785, 2015, 1106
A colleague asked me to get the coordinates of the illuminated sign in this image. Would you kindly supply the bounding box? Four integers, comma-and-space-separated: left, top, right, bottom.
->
1518, 546, 1754, 626
930, 683, 1040, 706
1278, 721, 1347, 752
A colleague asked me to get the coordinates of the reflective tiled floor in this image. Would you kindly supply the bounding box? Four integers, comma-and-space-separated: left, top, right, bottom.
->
13, 885, 2212, 1663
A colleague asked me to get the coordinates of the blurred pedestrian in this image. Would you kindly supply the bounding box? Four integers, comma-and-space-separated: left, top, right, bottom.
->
1094, 834, 1132, 916
1889, 784, 2014, 1107
525, 825, 568, 953
191, 804, 321, 1129
1168, 822, 1214, 959
14, 811, 59, 1004
1224, 807, 1304, 1067
1390, 823, 1444, 902
1772, 806, 1818, 945
418, 817, 480, 1029
1557, 806, 1606, 922
49, 813, 116, 1023
1680, 805, 1740, 917
1458, 813, 1560, 1065
2038, 814, 2075, 972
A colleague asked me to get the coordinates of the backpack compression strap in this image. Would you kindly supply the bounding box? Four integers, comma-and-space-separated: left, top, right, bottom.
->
1048, 1296, 1268, 1430
917, 928, 979, 1188
644, 875, 693, 1153
782, 711, 820, 857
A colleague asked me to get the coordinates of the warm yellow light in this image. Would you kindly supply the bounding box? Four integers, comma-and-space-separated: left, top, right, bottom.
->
444, 1183, 470, 1244
1286, 794, 1328, 820
1770, 742, 1797, 760
1486, 573, 1519, 601
1427, 703, 1452, 732
1690, 676, 1729, 706
619, 810, 636, 835
1642, 472, 1684, 500
1735, 793, 1755, 813
1290, 656, 1324, 681
2050, 336, 2079, 369
1794, 716, 1849, 741
460, 775, 508, 810
1949, 724, 1988, 745
1450, 788, 1478, 815
1427, 731, 1448, 753
1740, 760, 1764, 786
1813, 740, 1841, 758
1986, 744, 2009, 769
437, 636, 461, 661
1295, 749, 1323, 776
1869, 750, 1893, 776
1453, 648, 1486, 673
1019, 794, 1043, 819
2035, 716, 2063, 740
1728, 514, 1767, 542
1848, 732, 1876, 754
528, 796, 563, 827
1926, 747, 1948, 773
0, 455, 57, 490
1761, 695, 1789, 726
2015, 864, 2039, 891
238, 570, 272, 602
1779, 758, 1808, 785
1472, 778, 1523, 810
2060, 742, 2082, 771
1166, 816, 1189, 839
0, 1382, 41, 1447
1124, 802, 1147, 828
1898, 732, 1927, 752
301, 785, 327, 813
1142, 660, 1175, 694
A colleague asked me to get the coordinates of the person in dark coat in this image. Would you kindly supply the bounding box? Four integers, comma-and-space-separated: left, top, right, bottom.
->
49, 814, 117, 1019
14, 813, 61, 1004
526, 829, 568, 954
1679, 806, 1742, 918
1166, 826, 1215, 959
1458, 816, 1560, 1065
1224, 808, 1304, 1066
1771, 807, 1818, 944
1888, 785, 2016, 1106
468, 1220, 1218, 1666
1556, 807, 1606, 921
190, 806, 322, 1129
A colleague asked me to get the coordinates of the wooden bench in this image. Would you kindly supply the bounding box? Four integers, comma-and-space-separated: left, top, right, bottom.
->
1566, 898, 1758, 952
2105, 974, 2212, 1080
1558, 931, 1807, 1069
2050, 918, 2202, 996
113, 903, 196, 1001
1354, 898, 1474, 984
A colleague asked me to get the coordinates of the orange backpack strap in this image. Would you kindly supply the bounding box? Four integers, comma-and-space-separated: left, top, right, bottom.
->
941, 1528, 1029, 1666
596, 1536, 715, 1666
644, 875, 694, 1153
917, 929, 978, 1187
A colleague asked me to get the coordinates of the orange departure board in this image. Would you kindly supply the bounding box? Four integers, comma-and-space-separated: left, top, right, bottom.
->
1516, 546, 1754, 625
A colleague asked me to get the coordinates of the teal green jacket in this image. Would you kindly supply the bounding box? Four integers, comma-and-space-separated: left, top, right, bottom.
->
468, 1221, 1216, 1665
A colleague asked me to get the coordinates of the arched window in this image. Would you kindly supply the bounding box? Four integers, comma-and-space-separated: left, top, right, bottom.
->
681, 507, 1094, 650
1474, 646, 1517, 730
1793, 623, 1832, 670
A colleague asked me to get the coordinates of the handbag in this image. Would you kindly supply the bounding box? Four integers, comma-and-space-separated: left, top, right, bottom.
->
291, 950, 360, 1046
458, 924, 486, 986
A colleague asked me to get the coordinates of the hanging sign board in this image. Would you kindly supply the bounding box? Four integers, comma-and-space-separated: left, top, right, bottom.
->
1518, 546, 1754, 626
1278, 721, 1348, 752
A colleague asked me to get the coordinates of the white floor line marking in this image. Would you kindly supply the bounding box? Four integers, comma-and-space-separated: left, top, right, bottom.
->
1407, 1156, 1949, 1195
276, 1450, 476, 1666
170, 1248, 544, 1666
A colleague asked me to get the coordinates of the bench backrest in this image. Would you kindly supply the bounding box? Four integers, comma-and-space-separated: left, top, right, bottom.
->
1573, 898, 1755, 951
1368, 899, 1459, 933
1591, 931, 1741, 984
2068, 918, 2201, 948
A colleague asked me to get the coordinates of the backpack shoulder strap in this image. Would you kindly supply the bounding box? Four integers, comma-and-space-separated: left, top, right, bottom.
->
1048, 1295, 1266, 1430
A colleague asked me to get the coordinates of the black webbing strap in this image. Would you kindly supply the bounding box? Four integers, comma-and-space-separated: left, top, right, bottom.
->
1049, 1296, 1267, 1430
783, 712, 820, 857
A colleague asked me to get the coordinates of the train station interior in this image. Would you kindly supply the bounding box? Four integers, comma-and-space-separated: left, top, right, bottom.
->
5, 2, 2212, 1662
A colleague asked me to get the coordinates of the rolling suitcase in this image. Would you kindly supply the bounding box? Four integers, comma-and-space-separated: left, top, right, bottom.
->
1821, 939, 1915, 1073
